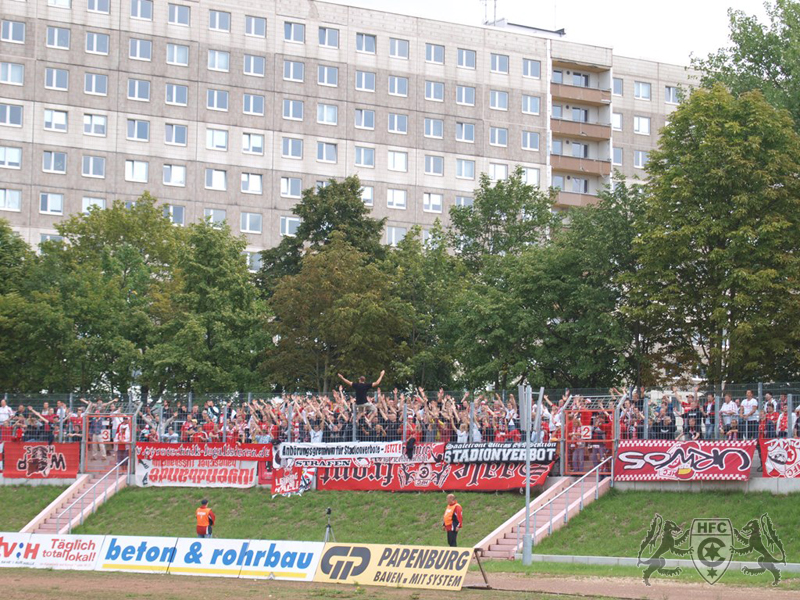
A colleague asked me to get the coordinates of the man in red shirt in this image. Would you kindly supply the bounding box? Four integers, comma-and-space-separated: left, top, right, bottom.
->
196, 499, 215, 538
442, 494, 463, 547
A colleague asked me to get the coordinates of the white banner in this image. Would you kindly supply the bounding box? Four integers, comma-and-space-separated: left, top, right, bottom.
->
96, 536, 178, 574
279, 442, 404, 467
30, 534, 104, 570
135, 458, 258, 488
168, 538, 323, 580
0, 533, 37, 568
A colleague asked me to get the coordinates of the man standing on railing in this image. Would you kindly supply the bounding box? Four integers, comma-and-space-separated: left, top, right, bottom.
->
196, 499, 215, 538
442, 494, 463, 547
337, 370, 385, 417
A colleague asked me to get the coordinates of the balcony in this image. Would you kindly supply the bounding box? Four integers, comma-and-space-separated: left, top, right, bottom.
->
551, 154, 611, 177
551, 82, 611, 106
555, 191, 600, 208
551, 118, 611, 141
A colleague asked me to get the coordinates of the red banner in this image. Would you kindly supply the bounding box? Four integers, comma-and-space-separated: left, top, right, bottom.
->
271, 466, 315, 496
316, 462, 552, 491
3, 443, 80, 479
614, 440, 756, 481
134, 442, 272, 462
759, 438, 800, 478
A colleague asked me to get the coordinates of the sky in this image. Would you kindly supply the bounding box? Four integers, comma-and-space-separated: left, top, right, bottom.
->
323, 0, 770, 65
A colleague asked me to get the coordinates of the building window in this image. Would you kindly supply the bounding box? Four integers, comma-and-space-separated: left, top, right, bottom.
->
425, 80, 444, 102
571, 141, 589, 158
241, 175, 263, 195
317, 141, 337, 163
455, 122, 474, 143
83, 72, 107, 96
163, 204, 184, 225
40, 192, 64, 215
356, 70, 376, 92
88, 0, 110, 12
206, 128, 228, 151
387, 188, 407, 209
86, 31, 109, 55
456, 159, 475, 180
424, 155, 444, 176
283, 99, 304, 121
283, 60, 304, 82
168, 4, 190, 26
356, 32, 376, 53
42, 151, 67, 174
521, 131, 539, 151
488, 163, 508, 181
634, 81, 651, 100
634, 115, 651, 135
45, 67, 68, 91
280, 177, 301, 198
205, 168, 227, 191
386, 226, 406, 247
165, 83, 188, 105
457, 48, 476, 69
634, 150, 650, 168
244, 54, 265, 77
490, 127, 507, 147
455, 195, 473, 207
490, 53, 509, 74
246, 16, 267, 37
522, 95, 540, 115
165, 123, 188, 146
388, 113, 407, 134
204, 208, 226, 227
665, 85, 680, 104
282, 137, 303, 159
572, 72, 589, 87
126, 118, 149, 142
318, 65, 338, 86
388, 75, 408, 97
83, 197, 105, 213
241, 211, 262, 233
612, 112, 622, 130
355, 108, 375, 130
424, 118, 443, 138
387, 150, 408, 172
206, 89, 229, 111
572, 177, 589, 193
613, 77, 623, 96
44, 109, 68, 132
426, 43, 445, 64
208, 49, 230, 72
130, 38, 152, 61
130, 0, 153, 21
280, 216, 300, 237
48, 0, 71, 7
125, 159, 148, 182
319, 27, 339, 48
490, 90, 508, 110
612, 147, 623, 165
128, 78, 150, 101
317, 103, 338, 125
355, 146, 375, 167
572, 107, 589, 123
47, 26, 70, 49
523, 58, 541, 78
455, 85, 475, 107
423, 192, 443, 213
0, 146, 21, 169
523, 168, 540, 186
390, 38, 409, 59
284, 21, 305, 43
167, 43, 189, 66
0, 103, 23, 127
163, 164, 186, 186
83, 113, 106, 136
0, 188, 21, 211
242, 132, 264, 155
243, 93, 265, 116
209, 10, 231, 32
1, 20, 25, 43
361, 186, 373, 206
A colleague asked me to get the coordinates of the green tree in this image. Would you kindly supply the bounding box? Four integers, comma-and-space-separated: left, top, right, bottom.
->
695, 0, 800, 129
264, 232, 410, 392
631, 84, 800, 383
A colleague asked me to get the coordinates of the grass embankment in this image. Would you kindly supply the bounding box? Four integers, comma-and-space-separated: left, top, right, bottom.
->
0, 485, 68, 531
73, 488, 525, 547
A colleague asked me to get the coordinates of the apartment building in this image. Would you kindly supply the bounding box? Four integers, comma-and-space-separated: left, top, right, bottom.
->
0, 0, 691, 266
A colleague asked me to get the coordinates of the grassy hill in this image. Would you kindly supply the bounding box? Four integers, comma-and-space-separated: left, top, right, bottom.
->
73, 488, 526, 547
0, 485, 67, 531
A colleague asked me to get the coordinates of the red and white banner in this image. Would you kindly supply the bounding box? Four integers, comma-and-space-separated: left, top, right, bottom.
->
135, 442, 272, 462
759, 438, 800, 478
279, 441, 404, 467
271, 466, 314, 496
317, 462, 553, 491
614, 440, 756, 482
3, 443, 80, 479
30, 534, 104, 570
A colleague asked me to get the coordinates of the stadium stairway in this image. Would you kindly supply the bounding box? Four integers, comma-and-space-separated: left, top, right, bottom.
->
474, 475, 612, 559
21, 467, 127, 535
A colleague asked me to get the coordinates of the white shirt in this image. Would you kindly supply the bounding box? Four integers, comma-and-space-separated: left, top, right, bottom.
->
310, 428, 323, 443
721, 401, 736, 425
456, 429, 469, 443
742, 398, 759, 422
0, 405, 13, 425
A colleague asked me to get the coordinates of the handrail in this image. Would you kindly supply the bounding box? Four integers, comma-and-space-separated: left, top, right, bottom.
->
56, 456, 128, 533
515, 456, 612, 553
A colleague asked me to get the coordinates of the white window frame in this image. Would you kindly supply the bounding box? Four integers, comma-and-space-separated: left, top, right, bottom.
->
665, 85, 680, 104
613, 77, 623, 96
387, 113, 407, 135
318, 27, 339, 48
386, 226, 406, 247
425, 43, 445, 64
162, 163, 186, 187
40, 192, 64, 215
0, 103, 23, 127
81, 155, 106, 178
356, 70, 376, 92
521, 131, 539, 151
164, 204, 185, 225
84, 72, 108, 96
242, 132, 264, 155
206, 89, 229, 112
354, 145, 375, 168
245, 15, 267, 37
0, 146, 22, 169
166, 43, 189, 66
1, 20, 26, 44
209, 10, 231, 32
281, 137, 303, 159
206, 128, 228, 151
488, 163, 508, 181
165, 83, 189, 106
387, 188, 407, 210
280, 177, 302, 198
355, 108, 375, 130
85, 31, 109, 55
130, 0, 153, 21
389, 38, 409, 59
243, 93, 265, 116
361, 186, 374, 206
125, 159, 148, 182
318, 65, 338, 87
165, 122, 188, 146
241, 175, 263, 196
388, 75, 408, 97
356, 32, 376, 54
317, 103, 338, 125
280, 216, 300, 237
522, 95, 540, 115
283, 99, 304, 121
387, 150, 408, 172
489, 126, 508, 147
634, 115, 651, 135
205, 168, 227, 191
83, 113, 106, 136
45, 67, 69, 91
42, 150, 67, 174
126, 118, 150, 142
129, 38, 152, 61
207, 49, 230, 72
490, 90, 508, 111
127, 78, 151, 102
612, 112, 623, 131
425, 80, 444, 102
456, 159, 475, 180
634, 81, 652, 100
424, 118, 443, 139
244, 54, 265, 77
522, 58, 541, 79
424, 154, 444, 176
44, 109, 68, 132
490, 53, 509, 74
0, 188, 22, 212
88, 0, 109, 12
612, 147, 623, 166
168, 3, 191, 26
82, 196, 105, 213
634, 150, 650, 169
316, 141, 337, 163
456, 85, 475, 106
204, 208, 227, 227
456, 122, 475, 143
46, 26, 70, 50
423, 192, 443, 213
283, 60, 305, 82
457, 48, 476, 69
284, 21, 305, 43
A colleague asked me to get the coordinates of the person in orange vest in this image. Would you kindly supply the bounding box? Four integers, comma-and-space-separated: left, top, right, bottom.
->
442, 494, 463, 547
196, 499, 215, 538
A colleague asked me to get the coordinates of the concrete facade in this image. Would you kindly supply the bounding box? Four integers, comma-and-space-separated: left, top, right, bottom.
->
0, 0, 692, 263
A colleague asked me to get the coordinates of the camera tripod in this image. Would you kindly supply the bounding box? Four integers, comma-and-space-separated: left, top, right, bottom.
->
324, 508, 336, 543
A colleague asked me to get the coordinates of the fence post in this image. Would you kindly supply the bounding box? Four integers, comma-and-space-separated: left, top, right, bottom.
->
352, 401, 357, 442
402, 404, 408, 443
222, 403, 228, 443
188, 391, 193, 415
789, 394, 794, 440
758, 382, 764, 414
643, 389, 650, 440
69, 392, 73, 415
470, 401, 476, 442
286, 403, 292, 443
714, 395, 721, 440
560, 412, 567, 476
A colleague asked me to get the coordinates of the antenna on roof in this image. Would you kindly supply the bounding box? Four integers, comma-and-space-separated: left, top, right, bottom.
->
480, 0, 498, 25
